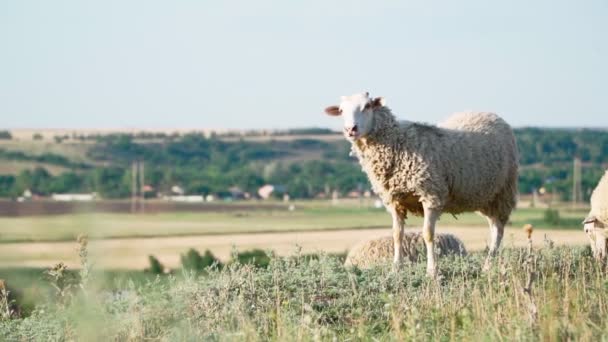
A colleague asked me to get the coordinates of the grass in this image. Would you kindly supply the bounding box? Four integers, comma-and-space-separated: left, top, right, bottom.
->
0, 206, 589, 244
1, 243, 607, 340
0, 267, 159, 316
0, 160, 70, 176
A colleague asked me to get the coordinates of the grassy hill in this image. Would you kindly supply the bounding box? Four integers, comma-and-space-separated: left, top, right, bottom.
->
1, 245, 606, 340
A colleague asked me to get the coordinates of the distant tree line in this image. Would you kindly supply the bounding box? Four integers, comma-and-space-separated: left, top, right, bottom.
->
0, 128, 607, 200
516, 127, 608, 165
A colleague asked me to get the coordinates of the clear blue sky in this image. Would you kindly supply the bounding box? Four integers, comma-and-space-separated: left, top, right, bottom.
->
1, 1, 606, 130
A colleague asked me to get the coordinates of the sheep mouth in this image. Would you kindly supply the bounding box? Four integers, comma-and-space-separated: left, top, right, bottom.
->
344, 132, 361, 140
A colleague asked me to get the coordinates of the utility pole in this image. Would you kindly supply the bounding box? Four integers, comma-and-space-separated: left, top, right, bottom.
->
131, 161, 137, 213
130, 160, 145, 214
139, 160, 145, 213
572, 157, 582, 208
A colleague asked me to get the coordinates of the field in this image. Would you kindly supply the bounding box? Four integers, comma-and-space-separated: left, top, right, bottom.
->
0, 203, 588, 269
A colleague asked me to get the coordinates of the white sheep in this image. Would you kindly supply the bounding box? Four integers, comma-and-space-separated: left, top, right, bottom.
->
583, 170, 608, 260
325, 92, 518, 276
344, 232, 467, 269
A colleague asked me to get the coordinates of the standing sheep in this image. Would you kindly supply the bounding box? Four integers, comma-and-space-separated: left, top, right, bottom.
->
583, 170, 608, 260
344, 232, 467, 269
325, 92, 518, 276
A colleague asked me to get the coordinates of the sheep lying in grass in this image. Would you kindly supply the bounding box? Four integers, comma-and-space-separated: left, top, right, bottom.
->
344, 233, 467, 269
583, 170, 608, 260
325, 92, 518, 275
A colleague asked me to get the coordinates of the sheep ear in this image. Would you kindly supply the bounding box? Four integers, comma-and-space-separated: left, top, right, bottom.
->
325, 106, 341, 116
583, 215, 597, 225
371, 97, 386, 109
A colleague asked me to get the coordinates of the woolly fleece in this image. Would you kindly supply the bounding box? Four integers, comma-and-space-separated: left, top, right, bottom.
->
351, 107, 519, 223
588, 170, 608, 224
344, 232, 467, 269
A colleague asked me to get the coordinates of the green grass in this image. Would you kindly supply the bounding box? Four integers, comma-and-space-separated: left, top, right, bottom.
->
0, 268, 159, 316
2, 246, 607, 340
0, 206, 589, 244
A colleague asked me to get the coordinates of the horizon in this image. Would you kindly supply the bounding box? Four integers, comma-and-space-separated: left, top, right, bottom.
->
5, 124, 608, 135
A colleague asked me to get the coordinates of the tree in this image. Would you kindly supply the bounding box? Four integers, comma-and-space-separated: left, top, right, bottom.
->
0, 131, 12, 140
0, 175, 16, 197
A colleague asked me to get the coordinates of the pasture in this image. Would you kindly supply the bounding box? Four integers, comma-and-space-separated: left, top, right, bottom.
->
1, 245, 606, 340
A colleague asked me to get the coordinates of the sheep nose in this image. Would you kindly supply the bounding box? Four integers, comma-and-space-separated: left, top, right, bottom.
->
345, 125, 358, 136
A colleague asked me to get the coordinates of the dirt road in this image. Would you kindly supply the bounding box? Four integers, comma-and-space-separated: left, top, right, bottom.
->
0, 226, 588, 269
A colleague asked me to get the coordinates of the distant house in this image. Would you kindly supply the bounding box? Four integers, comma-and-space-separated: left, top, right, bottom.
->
257, 184, 286, 200
163, 195, 204, 203
346, 190, 362, 198
228, 186, 245, 200
170, 185, 184, 195
52, 193, 97, 202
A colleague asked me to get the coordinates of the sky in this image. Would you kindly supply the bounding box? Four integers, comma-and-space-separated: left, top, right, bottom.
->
0, 1, 606, 131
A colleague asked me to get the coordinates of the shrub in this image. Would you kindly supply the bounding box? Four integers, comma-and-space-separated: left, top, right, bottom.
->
234, 249, 271, 268
180, 249, 221, 272
0, 131, 11, 140
544, 208, 561, 225
147, 255, 165, 275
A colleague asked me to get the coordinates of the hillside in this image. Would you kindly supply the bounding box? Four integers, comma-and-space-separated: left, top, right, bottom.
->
0, 128, 607, 200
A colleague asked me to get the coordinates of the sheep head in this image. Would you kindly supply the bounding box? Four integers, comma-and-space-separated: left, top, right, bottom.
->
325, 92, 385, 142
583, 215, 607, 260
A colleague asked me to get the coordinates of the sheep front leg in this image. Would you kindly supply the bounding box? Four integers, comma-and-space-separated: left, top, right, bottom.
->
422, 205, 440, 277
390, 207, 405, 269
584, 222, 597, 256
593, 229, 607, 261
483, 217, 505, 271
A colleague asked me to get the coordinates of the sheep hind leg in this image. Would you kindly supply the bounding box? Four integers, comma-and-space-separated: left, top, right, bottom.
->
422, 204, 440, 277
483, 216, 505, 271
390, 207, 405, 270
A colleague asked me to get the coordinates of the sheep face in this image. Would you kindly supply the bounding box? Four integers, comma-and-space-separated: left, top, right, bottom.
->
584, 216, 607, 260
325, 92, 385, 142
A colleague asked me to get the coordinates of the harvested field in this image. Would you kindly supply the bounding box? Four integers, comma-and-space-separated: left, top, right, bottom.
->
0, 226, 588, 269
